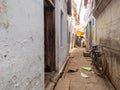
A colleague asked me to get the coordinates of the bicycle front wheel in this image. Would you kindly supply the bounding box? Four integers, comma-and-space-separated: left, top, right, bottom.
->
93, 54, 107, 76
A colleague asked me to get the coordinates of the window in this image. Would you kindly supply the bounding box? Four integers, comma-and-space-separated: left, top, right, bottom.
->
67, 0, 71, 15
60, 11, 63, 47
67, 21, 70, 44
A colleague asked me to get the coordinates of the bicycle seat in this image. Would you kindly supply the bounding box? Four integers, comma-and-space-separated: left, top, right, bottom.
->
94, 50, 101, 53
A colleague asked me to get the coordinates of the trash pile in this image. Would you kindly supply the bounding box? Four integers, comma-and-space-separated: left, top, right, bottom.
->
67, 66, 92, 79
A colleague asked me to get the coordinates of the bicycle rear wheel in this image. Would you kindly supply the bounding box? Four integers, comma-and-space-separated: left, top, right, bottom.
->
93, 54, 107, 76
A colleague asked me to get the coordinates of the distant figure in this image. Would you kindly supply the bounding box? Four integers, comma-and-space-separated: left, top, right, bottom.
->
78, 36, 81, 46
81, 37, 86, 47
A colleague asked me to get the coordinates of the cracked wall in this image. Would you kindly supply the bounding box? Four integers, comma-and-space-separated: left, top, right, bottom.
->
0, 0, 44, 90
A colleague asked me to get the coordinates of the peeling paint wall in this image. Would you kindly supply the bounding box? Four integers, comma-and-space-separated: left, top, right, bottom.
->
55, 0, 69, 70
0, 0, 44, 90
0, 0, 9, 29
96, 0, 120, 89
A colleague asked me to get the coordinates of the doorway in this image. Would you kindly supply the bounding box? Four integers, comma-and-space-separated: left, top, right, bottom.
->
44, 0, 55, 72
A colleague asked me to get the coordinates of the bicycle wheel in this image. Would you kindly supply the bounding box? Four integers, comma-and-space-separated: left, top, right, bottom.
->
93, 54, 107, 76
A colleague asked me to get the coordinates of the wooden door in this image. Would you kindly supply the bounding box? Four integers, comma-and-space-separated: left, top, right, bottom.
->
44, 6, 55, 72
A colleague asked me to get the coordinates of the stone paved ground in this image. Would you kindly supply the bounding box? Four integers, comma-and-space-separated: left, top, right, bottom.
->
45, 72, 55, 87
55, 48, 115, 90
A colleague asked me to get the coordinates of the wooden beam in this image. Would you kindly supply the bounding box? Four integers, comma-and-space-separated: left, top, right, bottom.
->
45, 0, 55, 8
93, 0, 112, 18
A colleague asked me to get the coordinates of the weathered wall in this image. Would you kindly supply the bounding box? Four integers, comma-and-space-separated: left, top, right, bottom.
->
55, 0, 69, 70
0, 0, 44, 90
96, 0, 120, 89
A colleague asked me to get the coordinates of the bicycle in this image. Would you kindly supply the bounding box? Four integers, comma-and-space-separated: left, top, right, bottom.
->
90, 45, 107, 76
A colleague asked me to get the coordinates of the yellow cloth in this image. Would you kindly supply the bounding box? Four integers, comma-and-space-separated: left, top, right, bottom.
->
76, 31, 84, 36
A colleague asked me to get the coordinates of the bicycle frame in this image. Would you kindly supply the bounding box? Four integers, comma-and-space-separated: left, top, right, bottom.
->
90, 45, 106, 76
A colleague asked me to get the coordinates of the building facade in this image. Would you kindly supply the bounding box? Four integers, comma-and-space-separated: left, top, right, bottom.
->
69, 0, 79, 51
55, 0, 70, 70
93, 0, 120, 89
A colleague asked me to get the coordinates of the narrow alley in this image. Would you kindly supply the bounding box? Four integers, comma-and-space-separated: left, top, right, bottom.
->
55, 48, 115, 90
0, 0, 120, 90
